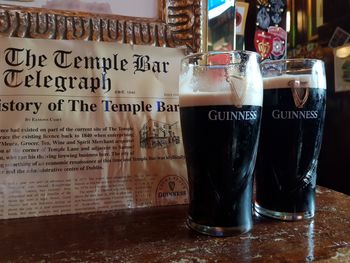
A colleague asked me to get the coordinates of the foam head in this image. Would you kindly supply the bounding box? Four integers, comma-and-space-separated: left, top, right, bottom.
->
179, 65, 263, 107
263, 74, 327, 90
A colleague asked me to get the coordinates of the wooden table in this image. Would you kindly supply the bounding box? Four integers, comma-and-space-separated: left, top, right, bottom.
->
0, 186, 349, 262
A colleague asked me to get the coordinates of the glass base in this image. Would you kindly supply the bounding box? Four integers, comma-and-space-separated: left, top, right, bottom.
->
187, 218, 252, 237
254, 203, 314, 221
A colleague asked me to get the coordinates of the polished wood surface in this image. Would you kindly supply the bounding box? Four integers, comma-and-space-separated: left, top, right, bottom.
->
0, 186, 349, 262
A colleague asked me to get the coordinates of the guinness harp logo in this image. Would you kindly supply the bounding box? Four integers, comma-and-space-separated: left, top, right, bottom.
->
289, 80, 309, 108
168, 181, 175, 191
225, 70, 246, 108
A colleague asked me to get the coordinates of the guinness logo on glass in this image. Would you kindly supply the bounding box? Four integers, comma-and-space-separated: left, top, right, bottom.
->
225, 69, 246, 108
289, 80, 309, 108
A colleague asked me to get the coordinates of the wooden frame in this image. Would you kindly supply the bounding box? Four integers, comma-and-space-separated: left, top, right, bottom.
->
0, 0, 206, 53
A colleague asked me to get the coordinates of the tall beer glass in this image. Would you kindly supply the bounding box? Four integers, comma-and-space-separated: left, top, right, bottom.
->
179, 51, 263, 236
255, 59, 327, 220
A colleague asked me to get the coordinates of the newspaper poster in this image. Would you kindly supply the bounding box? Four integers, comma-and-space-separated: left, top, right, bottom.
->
0, 37, 188, 219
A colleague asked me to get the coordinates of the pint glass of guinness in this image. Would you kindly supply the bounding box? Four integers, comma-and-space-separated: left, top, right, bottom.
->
255, 59, 327, 220
179, 51, 263, 236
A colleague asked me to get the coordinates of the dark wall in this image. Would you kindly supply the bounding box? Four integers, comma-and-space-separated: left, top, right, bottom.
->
317, 48, 350, 196
324, 0, 350, 24
316, 1, 350, 195
318, 93, 350, 196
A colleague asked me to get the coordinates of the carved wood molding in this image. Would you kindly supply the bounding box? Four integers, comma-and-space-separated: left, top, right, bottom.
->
0, 0, 204, 53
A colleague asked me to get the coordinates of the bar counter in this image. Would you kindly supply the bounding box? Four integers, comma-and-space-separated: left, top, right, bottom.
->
0, 186, 349, 262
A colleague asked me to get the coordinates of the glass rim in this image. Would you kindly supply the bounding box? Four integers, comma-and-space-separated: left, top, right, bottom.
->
181, 50, 261, 64
261, 58, 324, 65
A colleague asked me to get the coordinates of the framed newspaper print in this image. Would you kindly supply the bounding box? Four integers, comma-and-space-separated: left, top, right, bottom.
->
0, 0, 206, 219
0, 0, 205, 53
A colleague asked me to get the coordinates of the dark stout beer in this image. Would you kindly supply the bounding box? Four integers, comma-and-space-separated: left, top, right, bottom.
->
179, 50, 262, 235
180, 92, 262, 233
255, 75, 326, 219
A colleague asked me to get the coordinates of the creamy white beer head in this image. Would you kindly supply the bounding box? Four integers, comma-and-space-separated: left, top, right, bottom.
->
263, 74, 327, 90
179, 69, 263, 107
